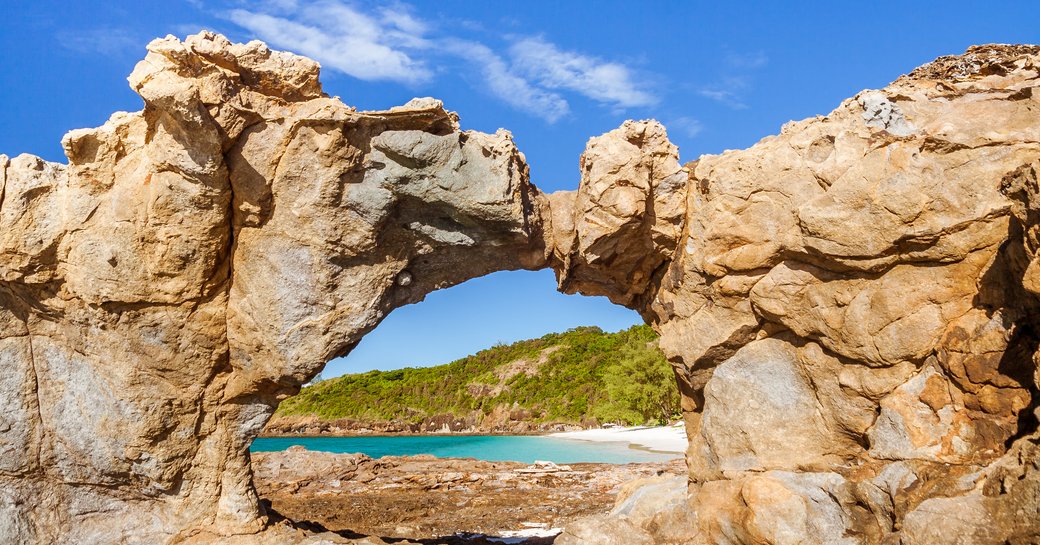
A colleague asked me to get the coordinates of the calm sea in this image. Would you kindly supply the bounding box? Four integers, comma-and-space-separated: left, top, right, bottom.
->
251, 435, 679, 464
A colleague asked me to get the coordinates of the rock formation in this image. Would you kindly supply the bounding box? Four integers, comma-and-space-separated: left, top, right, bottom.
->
1, 32, 1038, 544
250, 446, 684, 540
557, 44, 1040, 545
1, 32, 547, 544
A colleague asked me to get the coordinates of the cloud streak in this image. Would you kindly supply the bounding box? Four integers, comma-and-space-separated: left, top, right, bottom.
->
509, 37, 657, 108
222, 1, 657, 122
442, 39, 570, 122
227, 1, 431, 84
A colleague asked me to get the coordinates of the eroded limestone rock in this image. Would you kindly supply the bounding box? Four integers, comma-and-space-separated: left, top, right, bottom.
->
2, 34, 1039, 545
559, 44, 1040, 545
0, 32, 548, 545
547, 119, 688, 308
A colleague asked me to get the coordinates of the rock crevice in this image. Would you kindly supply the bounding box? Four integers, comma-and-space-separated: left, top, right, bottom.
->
1, 34, 1038, 545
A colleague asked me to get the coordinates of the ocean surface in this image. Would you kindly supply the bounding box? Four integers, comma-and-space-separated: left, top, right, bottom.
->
251, 435, 680, 464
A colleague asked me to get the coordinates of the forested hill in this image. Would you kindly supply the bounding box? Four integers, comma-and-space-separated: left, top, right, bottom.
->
264, 325, 680, 435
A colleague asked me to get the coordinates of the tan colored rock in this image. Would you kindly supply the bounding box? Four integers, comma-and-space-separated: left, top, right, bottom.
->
0, 154, 67, 284
900, 434, 1040, 545
3, 33, 1040, 545
696, 472, 862, 545
691, 337, 869, 478
1, 31, 547, 545
561, 44, 1040, 545
750, 249, 993, 367
1003, 160, 1040, 296
548, 120, 688, 307
556, 476, 697, 545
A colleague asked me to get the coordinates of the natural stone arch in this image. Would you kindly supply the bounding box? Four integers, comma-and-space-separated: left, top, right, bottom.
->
2, 32, 1039, 545
0, 32, 683, 544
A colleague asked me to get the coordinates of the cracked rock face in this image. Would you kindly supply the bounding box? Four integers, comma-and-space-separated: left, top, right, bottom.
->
1, 32, 548, 545
561, 44, 1040, 545
2, 33, 1039, 545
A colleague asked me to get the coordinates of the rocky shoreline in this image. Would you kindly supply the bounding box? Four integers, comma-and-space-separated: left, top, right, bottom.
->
252, 447, 684, 543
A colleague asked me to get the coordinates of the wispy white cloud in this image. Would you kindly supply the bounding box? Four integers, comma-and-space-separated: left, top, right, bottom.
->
668, 116, 704, 138
227, 1, 432, 84
221, 1, 656, 122
509, 37, 657, 108
442, 39, 569, 123
376, 3, 427, 40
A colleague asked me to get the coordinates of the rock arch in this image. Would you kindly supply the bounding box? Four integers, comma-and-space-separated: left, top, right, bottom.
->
1, 33, 1039, 545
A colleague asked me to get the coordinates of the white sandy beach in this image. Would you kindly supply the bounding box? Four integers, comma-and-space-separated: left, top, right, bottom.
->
549, 424, 688, 454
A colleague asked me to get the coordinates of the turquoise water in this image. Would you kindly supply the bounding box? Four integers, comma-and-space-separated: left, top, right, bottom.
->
251, 435, 679, 464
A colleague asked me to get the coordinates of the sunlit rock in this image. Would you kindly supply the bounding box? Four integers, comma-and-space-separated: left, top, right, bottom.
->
1, 32, 1038, 545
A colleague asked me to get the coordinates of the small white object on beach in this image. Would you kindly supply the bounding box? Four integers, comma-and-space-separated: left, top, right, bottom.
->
516, 460, 573, 474
490, 527, 563, 542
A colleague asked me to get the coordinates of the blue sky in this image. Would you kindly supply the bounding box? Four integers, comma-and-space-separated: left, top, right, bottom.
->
2, 1, 1038, 376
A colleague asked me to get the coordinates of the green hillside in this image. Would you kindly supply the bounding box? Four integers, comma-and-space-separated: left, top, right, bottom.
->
275, 325, 680, 427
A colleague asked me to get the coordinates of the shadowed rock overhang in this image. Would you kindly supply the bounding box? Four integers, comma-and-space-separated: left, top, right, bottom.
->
1, 33, 1038, 545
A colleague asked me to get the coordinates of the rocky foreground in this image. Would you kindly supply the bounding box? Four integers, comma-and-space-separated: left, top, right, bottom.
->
251, 448, 684, 543
2, 30, 1039, 545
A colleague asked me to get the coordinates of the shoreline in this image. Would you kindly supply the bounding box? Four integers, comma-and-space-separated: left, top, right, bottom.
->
548, 425, 688, 454
258, 424, 689, 455
259, 430, 553, 438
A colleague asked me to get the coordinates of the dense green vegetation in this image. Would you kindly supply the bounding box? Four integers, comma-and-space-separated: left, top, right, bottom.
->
277, 325, 680, 426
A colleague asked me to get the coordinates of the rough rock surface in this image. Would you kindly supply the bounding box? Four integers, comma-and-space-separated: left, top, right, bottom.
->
557, 44, 1040, 545
251, 447, 683, 542
2, 33, 1039, 545
1, 32, 547, 545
